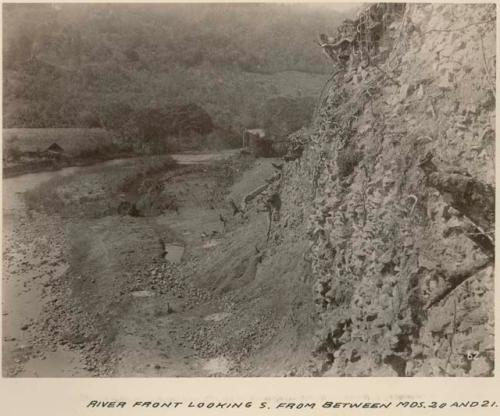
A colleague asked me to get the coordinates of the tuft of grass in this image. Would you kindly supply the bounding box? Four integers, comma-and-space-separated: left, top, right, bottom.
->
119, 155, 178, 194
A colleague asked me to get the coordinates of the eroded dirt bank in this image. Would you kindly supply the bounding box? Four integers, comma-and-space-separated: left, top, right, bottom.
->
3, 152, 316, 376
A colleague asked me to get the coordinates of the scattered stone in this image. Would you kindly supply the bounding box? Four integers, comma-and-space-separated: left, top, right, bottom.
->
131, 290, 155, 298
469, 357, 492, 376
399, 83, 414, 101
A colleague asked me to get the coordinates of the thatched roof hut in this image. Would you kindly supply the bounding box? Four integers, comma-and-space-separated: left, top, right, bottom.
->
46, 143, 64, 153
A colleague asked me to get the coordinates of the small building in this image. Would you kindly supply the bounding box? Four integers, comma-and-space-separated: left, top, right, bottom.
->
46, 143, 64, 154
242, 128, 266, 148
44, 142, 64, 160
242, 128, 274, 157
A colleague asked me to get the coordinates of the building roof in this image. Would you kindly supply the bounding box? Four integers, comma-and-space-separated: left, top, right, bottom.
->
47, 142, 64, 152
245, 128, 266, 138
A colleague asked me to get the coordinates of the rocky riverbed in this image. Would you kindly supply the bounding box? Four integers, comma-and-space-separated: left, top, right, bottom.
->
3, 152, 313, 377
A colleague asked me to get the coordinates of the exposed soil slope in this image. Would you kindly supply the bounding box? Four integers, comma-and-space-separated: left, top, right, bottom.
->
3, 154, 317, 376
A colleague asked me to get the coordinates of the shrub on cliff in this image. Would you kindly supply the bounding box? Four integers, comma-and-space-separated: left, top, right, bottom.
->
337, 149, 363, 177
259, 96, 315, 140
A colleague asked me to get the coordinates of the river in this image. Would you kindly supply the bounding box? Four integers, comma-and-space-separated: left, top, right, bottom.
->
3, 150, 240, 211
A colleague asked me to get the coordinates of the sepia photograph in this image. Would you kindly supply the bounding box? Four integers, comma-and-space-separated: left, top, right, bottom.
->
2, 2, 495, 378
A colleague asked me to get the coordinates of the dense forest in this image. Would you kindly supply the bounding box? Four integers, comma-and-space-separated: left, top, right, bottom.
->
3, 3, 349, 142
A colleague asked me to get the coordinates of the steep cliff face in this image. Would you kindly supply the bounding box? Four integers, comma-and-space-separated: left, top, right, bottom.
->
267, 3, 495, 376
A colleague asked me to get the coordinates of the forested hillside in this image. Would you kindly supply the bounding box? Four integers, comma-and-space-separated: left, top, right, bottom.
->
3, 3, 347, 133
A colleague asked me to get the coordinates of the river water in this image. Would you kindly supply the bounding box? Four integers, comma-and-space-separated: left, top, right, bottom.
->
3, 151, 239, 211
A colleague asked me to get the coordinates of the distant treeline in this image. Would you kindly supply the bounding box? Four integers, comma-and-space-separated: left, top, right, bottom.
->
3, 3, 343, 134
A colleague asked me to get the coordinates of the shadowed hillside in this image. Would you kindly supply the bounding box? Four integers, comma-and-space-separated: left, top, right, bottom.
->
3, 3, 349, 134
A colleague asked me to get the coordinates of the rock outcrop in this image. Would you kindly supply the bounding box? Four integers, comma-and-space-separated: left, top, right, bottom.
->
265, 3, 495, 376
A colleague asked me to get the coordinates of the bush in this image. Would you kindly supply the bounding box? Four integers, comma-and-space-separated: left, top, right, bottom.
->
141, 155, 178, 175
203, 128, 240, 150
119, 155, 178, 193
125, 48, 140, 62
107, 104, 215, 154
137, 104, 214, 137
6, 144, 23, 161
337, 149, 363, 177
259, 96, 315, 139
74, 143, 123, 160
77, 110, 102, 128
98, 102, 134, 131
